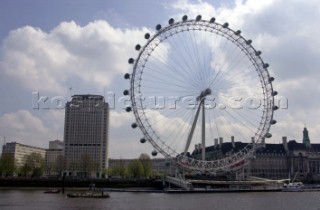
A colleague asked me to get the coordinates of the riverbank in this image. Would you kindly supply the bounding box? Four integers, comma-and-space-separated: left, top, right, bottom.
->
0, 177, 164, 189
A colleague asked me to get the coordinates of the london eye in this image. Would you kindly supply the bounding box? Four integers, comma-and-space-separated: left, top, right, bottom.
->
124, 15, 278, 172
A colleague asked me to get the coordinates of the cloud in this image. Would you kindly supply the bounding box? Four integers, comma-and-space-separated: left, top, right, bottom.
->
171, 0, 216, 19
0, 20, 149, 95
110, 110, 135, 128
108, 110, 157, 158
0, 110, 61, 148
40, 109, 65, 131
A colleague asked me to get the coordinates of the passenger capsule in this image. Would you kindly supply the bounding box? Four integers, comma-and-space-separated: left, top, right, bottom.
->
209, 17, 216, 23
135, 44, 141, 51
128, 58, 134, 64
273, 106, 279, 111
222, 22, 229, 28
204, 88, 211, 95
246, 40, 252, 45
196, 15, 202, 21
263, 63, 269, 68
255, 51, 262, 56
151, 151, 158, 156
272, 91, 278, 96
235, 30, 241, 35
265, 133, 272, 138
168, 18, 174, 25
125, 106, 132, 112
123, 90, 129, 96
124, 73, 130, 79
140, 138, 146, 143
156, 24, 162, 31
268, 77, 275, 82
131, 123, 138, 129
270, 119, 277, 125
144, 33, 150, 39
182, 15, 188, 22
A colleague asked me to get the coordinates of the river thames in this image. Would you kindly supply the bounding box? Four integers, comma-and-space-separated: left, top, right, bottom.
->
1, 189, 320, 210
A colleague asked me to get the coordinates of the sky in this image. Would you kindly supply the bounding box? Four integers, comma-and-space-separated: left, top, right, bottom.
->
0, 0, 319, 159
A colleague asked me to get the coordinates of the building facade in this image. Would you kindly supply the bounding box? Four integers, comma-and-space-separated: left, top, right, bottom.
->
2, 142, 46, 168
45, 140, 64, 176
191, 127, 320, 182
63, 94, 109, 178
49, 140, 64, 150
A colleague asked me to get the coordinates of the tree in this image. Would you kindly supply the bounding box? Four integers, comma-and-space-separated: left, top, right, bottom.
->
20, 152, 44, 177
102, 168, 109, 178
108, 159, 129, 178
45, 159, 55, 176
128, 159, 143, 178
108, 165, 128, 178
56, 155, 67, 176
139, 153, 152, 178
117, 159, 128, 177
79, 154, 91, 177
78, 153, 99, 178
0, 154, 16, 177
19, 163, 32, 177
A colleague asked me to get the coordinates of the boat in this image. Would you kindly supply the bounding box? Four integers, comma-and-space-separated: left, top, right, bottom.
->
282, 172, 304, 192
282, 182, 304, 192
67, 191, 110, 198
43, 189, 61, 194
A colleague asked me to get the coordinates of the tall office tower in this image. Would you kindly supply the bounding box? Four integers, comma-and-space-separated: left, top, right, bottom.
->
63, 95, 109, 178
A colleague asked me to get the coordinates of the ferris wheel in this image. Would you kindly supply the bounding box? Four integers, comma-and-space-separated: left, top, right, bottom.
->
124, 15, 278, 172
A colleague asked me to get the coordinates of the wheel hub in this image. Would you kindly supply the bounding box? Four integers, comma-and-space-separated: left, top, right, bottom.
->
196, 88, 211, 101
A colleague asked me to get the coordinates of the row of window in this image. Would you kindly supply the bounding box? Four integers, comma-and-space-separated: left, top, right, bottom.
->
68, 144, 101, 146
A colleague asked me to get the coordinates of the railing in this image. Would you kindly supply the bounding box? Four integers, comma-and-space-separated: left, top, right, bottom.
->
166, 176, 192, 190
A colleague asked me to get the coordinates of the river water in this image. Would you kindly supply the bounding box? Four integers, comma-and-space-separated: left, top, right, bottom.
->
1, 189, 320, 210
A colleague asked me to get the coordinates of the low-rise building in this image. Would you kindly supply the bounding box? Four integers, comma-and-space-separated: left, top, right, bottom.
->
45, 140, 64, 176
49, 140, 64, 150
2, 142, 46, 168
191, 127, 320, 182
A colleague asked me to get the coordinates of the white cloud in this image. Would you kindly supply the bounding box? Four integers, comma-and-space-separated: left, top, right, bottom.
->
171, 0, 216, 19
0, 110, 61, 148
40, 109, 65, 131
109, 110, 135, 128
108, 110, 157, 158
1, 26, 72, 94
0, 20, 149, 95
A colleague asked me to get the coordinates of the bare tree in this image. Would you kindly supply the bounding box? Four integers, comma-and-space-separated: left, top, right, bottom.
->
139, 153, 152, 178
